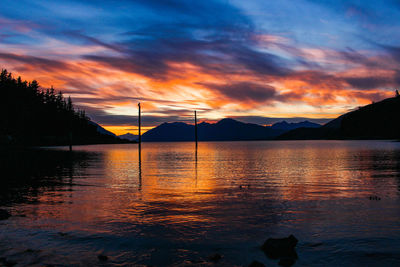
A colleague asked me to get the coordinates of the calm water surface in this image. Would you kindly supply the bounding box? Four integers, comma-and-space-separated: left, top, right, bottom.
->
1, 141, 400, 266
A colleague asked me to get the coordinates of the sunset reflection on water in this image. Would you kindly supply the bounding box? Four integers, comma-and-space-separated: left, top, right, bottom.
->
1, 141, 400, 266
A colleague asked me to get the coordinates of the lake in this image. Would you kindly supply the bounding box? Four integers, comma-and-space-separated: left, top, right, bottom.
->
1, 141, 400, 266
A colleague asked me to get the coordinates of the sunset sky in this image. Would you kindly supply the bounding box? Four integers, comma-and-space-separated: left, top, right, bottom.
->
1, 0, 400, 135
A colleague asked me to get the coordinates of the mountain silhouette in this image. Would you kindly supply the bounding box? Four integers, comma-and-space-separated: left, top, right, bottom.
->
278, 95, 400, 140
142, 118, 320, 142
118, 133, 139, 141
197, 118, 283, 141
88, 121, 116, 137
271, 120, 320, 131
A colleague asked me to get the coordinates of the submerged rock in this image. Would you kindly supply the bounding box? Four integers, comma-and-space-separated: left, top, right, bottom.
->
369, 196, 381, 200
24, 248, 41, 254
261, 234, 298, 257
248, 260, 265, 267
0, 209, 11, 220
208, 253, 222, 263
58, 232, 68, 237
261, 234, 298, 266
97, 254, 108, 261
0, 257, 17, 267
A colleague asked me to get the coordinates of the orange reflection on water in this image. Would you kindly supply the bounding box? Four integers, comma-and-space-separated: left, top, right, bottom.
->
32, 141, 400, 234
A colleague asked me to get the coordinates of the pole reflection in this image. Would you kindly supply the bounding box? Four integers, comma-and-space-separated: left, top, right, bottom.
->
138, 144, 142, 191
195, 142, 198, 188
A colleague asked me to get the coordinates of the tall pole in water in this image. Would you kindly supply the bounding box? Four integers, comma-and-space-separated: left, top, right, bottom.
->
194, 110, 198, 147
138, 102, 141, 147
138, 102, 142, 190
195, 110, 198, 186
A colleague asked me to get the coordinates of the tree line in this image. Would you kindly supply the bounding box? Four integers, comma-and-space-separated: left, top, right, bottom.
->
0, 69, 120, 146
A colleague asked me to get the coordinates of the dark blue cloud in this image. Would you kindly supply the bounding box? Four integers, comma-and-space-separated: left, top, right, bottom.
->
344, 76, 393, 90
2, 0, 399, 78
201, 82, 278, 103
0, 53, 72, 72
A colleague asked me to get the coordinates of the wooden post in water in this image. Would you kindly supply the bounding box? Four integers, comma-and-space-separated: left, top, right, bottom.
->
138, 145, 142, 191
138, 102, 142, 190
138, 102, 141, 148
194, 110, 198, 147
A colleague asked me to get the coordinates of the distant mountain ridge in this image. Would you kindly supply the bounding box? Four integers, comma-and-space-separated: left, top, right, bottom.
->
278, 96, 400, 140
142, 94, 400, 142
142, 118, 320, 142
271, 121, 320, 131
118, 133, 138, 141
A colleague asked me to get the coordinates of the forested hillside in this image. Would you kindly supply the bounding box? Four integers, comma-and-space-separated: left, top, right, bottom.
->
0, 69, 124, 146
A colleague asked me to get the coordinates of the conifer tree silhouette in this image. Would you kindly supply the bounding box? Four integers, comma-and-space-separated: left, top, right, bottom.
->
0, 68, 116, 145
